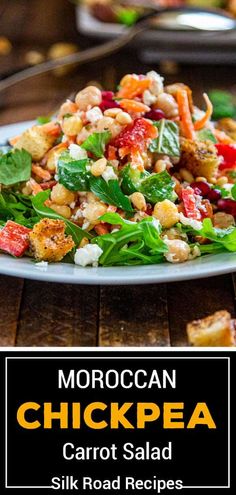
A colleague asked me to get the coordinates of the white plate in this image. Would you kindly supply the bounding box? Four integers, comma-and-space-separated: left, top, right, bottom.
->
1, 120, 236, 285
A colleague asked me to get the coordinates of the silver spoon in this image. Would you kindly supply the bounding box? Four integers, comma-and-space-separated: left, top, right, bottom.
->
0, 6, 235, 93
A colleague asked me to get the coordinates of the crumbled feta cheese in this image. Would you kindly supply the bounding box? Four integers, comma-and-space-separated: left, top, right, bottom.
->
82, 220, 90, 230
74, 244, 103, 267
86, 165, 91, 172
69, 143, 87, 160
71, 209, 83, 221
70, 201, 76, 209
54, 174, 59, 181
143, 89, 157, 107
223, 183, 233, 193
179, 212, 202, 231
86, 106, 103, 124
152, 218, 161, 232
146, 70, 164, 97
102, 166, 117, 182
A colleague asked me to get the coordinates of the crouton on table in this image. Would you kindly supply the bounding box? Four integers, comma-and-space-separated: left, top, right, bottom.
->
187, 310, 235, 347
29, 218, 74, 262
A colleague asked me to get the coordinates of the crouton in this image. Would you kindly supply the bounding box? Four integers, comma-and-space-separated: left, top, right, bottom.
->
29, 218, 74, 262
179, 138, 220, 182
216, 118, 236, 142
187, 310, 235, 347
14, 126, 56, 161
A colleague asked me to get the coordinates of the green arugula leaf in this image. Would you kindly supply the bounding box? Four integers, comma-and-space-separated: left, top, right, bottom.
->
81, 131, 111, 158
231, 183, 236, 200
57, 151, 90, 191
90, 176, 133, 212
150, 119, 180, 157
139, 170, 176, 204
0, 191, 40, 228
191, 218, 236, 252
197, 128, 217, 143
32, 190, 92, 245
92, 212, 166, 266
0, 149, 32, 186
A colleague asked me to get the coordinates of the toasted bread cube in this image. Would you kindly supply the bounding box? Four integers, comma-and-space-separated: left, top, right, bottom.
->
180, 138, 220, 182
29, 218, 74, 262
216, 118, 236, 141
14, 126, 56, 161
187, 310, 235, 347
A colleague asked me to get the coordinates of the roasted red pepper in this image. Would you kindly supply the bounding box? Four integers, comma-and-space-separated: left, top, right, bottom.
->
0, 221, 31, 257
215, 143, 236, 170
182, 187, 201, 220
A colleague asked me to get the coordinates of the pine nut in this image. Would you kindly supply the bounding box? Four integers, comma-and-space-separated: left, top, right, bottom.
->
154, 159, 167, 173
216, 176, 228, 186
116, 111, 132, 125
104, 108, 121, 118
179, 168, 194, 183
196, 176, 208, 183
130, 192, 146, 211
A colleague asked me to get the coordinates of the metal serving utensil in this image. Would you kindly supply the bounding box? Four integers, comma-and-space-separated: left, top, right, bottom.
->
0, 6, 235, 93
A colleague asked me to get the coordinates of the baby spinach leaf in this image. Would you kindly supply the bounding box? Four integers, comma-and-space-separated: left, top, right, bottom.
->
0, 149, 32, 186
139, 170, 176, 204
150, 119, 180, 157
120, 164, 149, 196
81, 131, 111, 158
57, 151, 90, 191
90, 176, 133, 212
197, 128, 217, 143
32, 190, 92, 245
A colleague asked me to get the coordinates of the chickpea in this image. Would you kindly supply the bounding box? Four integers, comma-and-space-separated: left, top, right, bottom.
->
75, 86, 102, 111
164, 239, 190, 263
91, 158, 107, 177
87, 192, 99, 203
51, 183, 75, 206
216, 176, 228, 186
154, 159, 167, 173
153, 200, 179, 229
62, 115, 83, 136
213, 212, 235, 229
96, 117, 122, 138
179, 168, 194, 183
83, 202, 107, 224
155, 93, 178, 119
130, 192, 146, 211
46, 148, 65, 172
50, 204, 71, 219
58, 100, 77, 119
116, 111, 132, 125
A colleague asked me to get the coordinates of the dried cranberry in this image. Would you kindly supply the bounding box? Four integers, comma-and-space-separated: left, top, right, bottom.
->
146, 203, 153, 216
102, 91, 114, 99
207, 188, 222, 202
144, 109, 165, 121
217, 198, 236, 217
191, 181, 211, 197
99, 99, 120, 112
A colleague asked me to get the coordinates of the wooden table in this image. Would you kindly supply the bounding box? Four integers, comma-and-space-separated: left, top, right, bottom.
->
0, 0, 236, 347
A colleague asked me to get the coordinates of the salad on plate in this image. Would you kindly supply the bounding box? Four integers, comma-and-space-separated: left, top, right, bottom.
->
1, 70, 236, 268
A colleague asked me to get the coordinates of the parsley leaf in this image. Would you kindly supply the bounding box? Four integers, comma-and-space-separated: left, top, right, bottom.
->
57, 151, 90, 191
81, 131, 111, 158
90, 176, 133, 212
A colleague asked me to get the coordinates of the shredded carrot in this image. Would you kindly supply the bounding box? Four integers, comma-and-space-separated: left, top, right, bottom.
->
107, 145, 117, 161
40, 121, 61, 137
29, 178, 43, 195
32, 164, 51, 181
194, 93, 213, 131
176, 89, 196, 140
117, 75, 151, 99
9, 135, 20, 146
119, 99, 150, 114
213, 129, 234, 144
94, 223, 109, 236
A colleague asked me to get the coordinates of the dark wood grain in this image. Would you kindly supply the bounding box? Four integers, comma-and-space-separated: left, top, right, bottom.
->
168, 275, 236, 346
99, 285, 169, 347
16, 281, 98, 347
0, 276, 23, 346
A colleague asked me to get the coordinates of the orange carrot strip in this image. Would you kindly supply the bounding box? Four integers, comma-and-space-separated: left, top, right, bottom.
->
176, 89, 196, 140
94, 224, 109, 236
213, 129, 234, 144
9, 135, 20, 146
29, 178, 43, 195
119, 99, 150, 114
194, 93, 213, 131
117, 76, 151, 99
32, 164, 51, 181
40, 121, 61, 137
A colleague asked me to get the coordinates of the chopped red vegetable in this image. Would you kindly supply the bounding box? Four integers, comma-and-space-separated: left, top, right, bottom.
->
182, 187, 201, 220
0, 221, 31, 257
114, 117, 157, 159
215, 144, 236, 170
